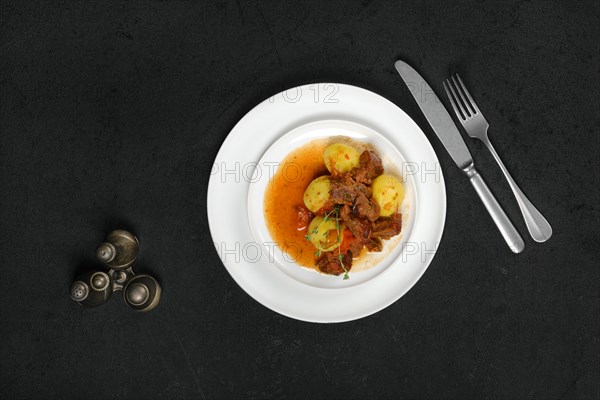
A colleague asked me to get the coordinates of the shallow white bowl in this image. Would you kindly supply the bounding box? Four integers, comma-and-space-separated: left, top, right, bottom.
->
247, 119, 417, 288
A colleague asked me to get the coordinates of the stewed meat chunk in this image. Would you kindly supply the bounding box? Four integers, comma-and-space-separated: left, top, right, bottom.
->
353, 150, 384, 184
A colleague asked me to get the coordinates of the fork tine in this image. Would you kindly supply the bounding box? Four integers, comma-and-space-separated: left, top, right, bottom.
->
445, 78, 470, 119
455, 74, 480, 114
451, 74, 475, 117
443, 80, 466, 121
452, 74, 477, 115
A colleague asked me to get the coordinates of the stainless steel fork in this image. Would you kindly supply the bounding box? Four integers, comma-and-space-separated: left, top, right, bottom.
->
443, 74, 552, 242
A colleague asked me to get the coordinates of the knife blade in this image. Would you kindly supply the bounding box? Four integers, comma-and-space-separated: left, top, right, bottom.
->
394, 60, 473, 170
394, 60, 524, 253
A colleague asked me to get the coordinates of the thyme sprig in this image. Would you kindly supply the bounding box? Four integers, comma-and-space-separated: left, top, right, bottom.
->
305, 205, 350, 280
334, 206, 350, 280
304, 207, 338, 243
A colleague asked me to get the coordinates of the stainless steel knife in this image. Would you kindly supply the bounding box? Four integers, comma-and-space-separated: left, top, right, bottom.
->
394, 60, 524, 253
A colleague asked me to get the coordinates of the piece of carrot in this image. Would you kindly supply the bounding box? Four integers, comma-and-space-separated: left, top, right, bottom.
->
339, 228, 355, 254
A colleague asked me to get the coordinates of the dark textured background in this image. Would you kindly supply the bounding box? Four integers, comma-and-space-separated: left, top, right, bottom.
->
1, 1, 598, 399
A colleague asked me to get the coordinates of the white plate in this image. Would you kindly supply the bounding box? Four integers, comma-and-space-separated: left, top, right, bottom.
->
207, 83, 446, 323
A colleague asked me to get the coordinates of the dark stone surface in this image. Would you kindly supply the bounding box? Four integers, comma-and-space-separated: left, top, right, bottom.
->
1, 1, 598, 399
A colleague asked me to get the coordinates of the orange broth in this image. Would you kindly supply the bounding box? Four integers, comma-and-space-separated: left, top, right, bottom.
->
264, 140, 329, 269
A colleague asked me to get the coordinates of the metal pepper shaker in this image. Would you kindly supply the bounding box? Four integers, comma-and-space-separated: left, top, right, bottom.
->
70, 271, 112, 307
96, 229, 139, 270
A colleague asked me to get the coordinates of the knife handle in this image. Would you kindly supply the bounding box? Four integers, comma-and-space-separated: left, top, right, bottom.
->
466, 165, 525, 253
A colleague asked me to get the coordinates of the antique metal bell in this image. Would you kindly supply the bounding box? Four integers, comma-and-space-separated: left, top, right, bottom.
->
70, 229, 161, 312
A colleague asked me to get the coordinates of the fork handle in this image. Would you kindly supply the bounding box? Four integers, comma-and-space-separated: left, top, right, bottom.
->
484, 139, 553, 243
466, 165, 525, 253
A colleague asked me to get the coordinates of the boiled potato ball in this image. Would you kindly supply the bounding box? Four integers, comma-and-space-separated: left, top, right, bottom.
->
372, 174, 404, 217
303, 175, 331, 213
323, 143, 360, 173
307, 216, 343, 252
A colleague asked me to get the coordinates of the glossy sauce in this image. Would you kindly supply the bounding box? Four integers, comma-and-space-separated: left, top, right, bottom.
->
264, 140, 328, 269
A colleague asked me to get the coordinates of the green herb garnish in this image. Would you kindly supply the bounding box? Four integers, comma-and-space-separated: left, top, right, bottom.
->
305, 205, 350, 280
